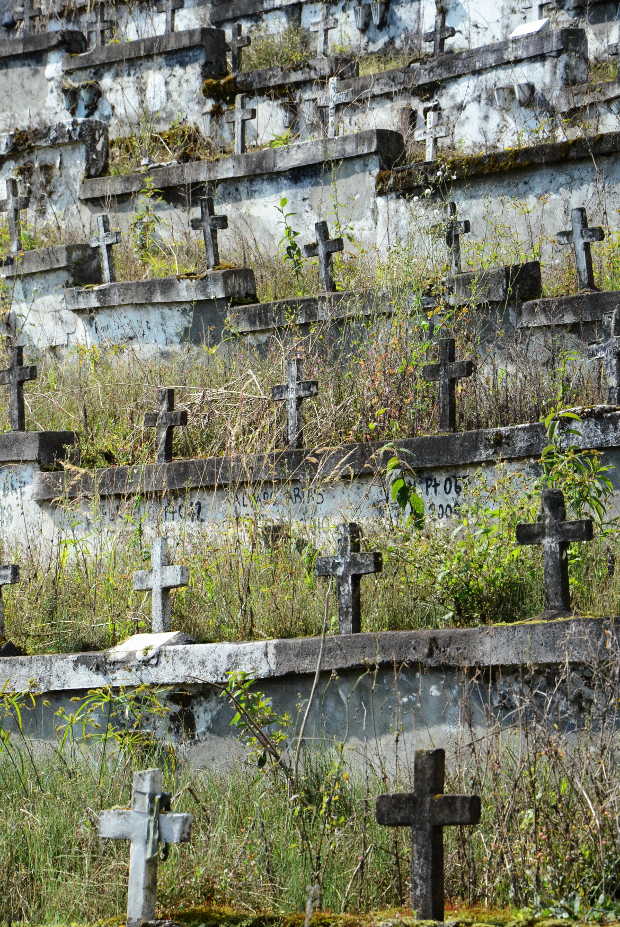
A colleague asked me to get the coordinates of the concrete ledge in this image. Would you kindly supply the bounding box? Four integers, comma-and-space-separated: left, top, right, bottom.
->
230, 290, 396, 334
0, 118, 108, 178
519, 290, 620, 328
0, 431, 76, 468
234, 55, 358, 94
0, 244, 99, 281
211, 0, 307, 21
63, 27, 226, 74
451, 262, 542, 305
64, 270, 257, 311
0, 29, 86, 60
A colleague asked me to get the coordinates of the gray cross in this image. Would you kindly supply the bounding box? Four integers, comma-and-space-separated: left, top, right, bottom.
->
424, 2, 456, 56
590, 308, 620, 404
0, 564, 19, 639
422, 337, 474, 433
144, 388, 188, 464
414, 107, 448, 162
446, 201, 470, 276
88, 6, 113, 47
556, 207, 604, 291
225, 93, 256, 155
14, 0, 41, 33
157, 0, 183, 34
304, 220, 344, 292
516, 488, 593, 616
316, 523, 382, 635
90, 214, 120, 284
99, 769, 192, 927
190, 196, 228, 270
271, 356, 318, 449
229, 23, 251, 73
0, 178, 30, 256
376, 749, 481, 921
311, 8, 337, 57
0, 344, 37, 432
133, 537, 189, 633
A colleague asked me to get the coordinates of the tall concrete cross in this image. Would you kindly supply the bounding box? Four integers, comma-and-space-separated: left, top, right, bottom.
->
0, 344, 37, 432
311, 8, 337, 57
14, 0, 41, 33
556, 207, 604, 291
424, 2, 455, 56
133, 537, 189, 633
190, 196, 228, 270
304, 220, 344, 292
516, 488, 593, 615
99, 769, 192, 927
88, 6, 113, 47
229, 23, 250, 73
271, 355, 318, 449
316, 523, 382, 634
0, 564, 19, 639
225, 93, 256, 155
446, 201, 470, 275
90, 214, 121, 284
157, 0, 183, 33
144, 388, 188, 464
376, 749, 481, 921
591, 308, 620, 404
0, 178, 30, 255
422, 337, 474, 432
415, 107, 448, 162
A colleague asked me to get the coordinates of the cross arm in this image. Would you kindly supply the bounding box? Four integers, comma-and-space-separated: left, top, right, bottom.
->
349, 552, 383, 575
515, 523, 545, 545
560, 519, 593, 542
303, 243, 319, 258
325, 236, 344, 255
162, 565, 190, 588
431, 794, 481, 826
582, 228, 605, 243
0, 565, 19, 584
99, 809, 136, 840
556, 230, 573, 245
144, 411, 188, 428
159, 811, 192, 844
376, 793, 418, 827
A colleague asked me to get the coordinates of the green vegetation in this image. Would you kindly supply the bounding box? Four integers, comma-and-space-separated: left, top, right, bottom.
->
241, 26, 315, 72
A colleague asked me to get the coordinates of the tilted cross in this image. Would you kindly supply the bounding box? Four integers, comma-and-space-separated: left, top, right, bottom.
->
311, 8, 337, 57
446, 201, 471, 276
90, 214, 121, 284
304, 220, 344, 293
99, 769, 192, 927
316, 523, 382, 635
88, 6, 113, 47
0, 564, 19, 639
14, 0, 41, 34
422, 337, 474, 433
376, 749, 481, 921
157, 0, 183, 34
271, 355, 318, 449
556, 207, 604, 291
229, 23, 250, 73
0, 344, 37, 432
414, 107, 448, 162
590, 308, 620, 405
225, 93, 256, 156
516, 488, 593, 615
424, 2, 455, 56
190, 196, 228, 270
133, 537, 189, 633
144, 388, 188, 464
0, 178, 30, 255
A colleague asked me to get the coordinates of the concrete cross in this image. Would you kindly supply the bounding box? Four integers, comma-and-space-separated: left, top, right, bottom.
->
229, 23, 250, 73
133, 537, 189, 633
415, 107, 448, 162
14, 0, 41, 33
590, 308, 620, 404
271, 355, 318, 449
190, 196, 228, 270
370, 0, 389, 27
446, 201, 470, 276
316, 523, 382, 635
0, 564, 19, 639
90, 214, 121, 284
376, 749, 481, 921
99, 769, 192, 927
311, 8, 337, 57
157, 0, 183, 34
0, 178, 30, 255
556, 207, 604, 291
0, 344, 37, 432
516, 488, 593, 615
422, 337, 474, 432
88, 6, 113, 47
304, 220, 344, 292
424, 2, 455, 56
326, 76, 355, 138
144, 388, 188, 464
225, 93, 256, 155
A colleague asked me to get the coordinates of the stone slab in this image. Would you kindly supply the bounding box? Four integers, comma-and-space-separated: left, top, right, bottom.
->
230, 290, 401, 334
0, 29, 86, 60
518, 290, 620, 329
63, 27, 226, 74
450, 262, 542, 305
0, 244, 99, 280
235, 55, 357, 94
0, 431, 76, 468
64, 270, 257, 311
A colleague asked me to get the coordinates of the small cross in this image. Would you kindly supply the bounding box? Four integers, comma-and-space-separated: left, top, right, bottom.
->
229, 23, 251, 73
414, 107, 448, 162
190, 196, 228, 270
0, 564, 19, 639
0, 178, 30, 256
422, 337, 474, 433
157, 0, 183, 34
446, 201, 470, 276
303, 220, 344, 293
144, 388, 188, 464
516, 488, 593, 616
90, 214, 121, 284
311, 8, 337, 58
88, 6, 113, 47
99, 769, 192, 927
316, 523, 382, 635
556, 207, 604, 291
225, 93, 256, 156
0, 344, 37, 432
376, 749, 481, 921
271, 355, 318, 449
591, 308, 620, 404
14, 0, 41, 34
424, 2, 456, 56
133, 537, 189, 633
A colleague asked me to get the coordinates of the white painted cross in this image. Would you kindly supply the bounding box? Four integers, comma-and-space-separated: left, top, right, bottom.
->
311, 8, 337, 57
133, 537, 189, 633
99, 769, 192, 927
415, 107, 448, 162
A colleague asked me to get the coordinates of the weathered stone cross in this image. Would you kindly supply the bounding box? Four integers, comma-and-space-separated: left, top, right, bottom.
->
229, 23, 250, 73
99, 769, 192, 927
271, 355, 318, 449
311, 8, 337, 57
14, 0, 41, 34
225, 93, 256, 155
376, 749, 481, 921
316, 523, 382, 635
190, 195, 228, 270
422, 337, 474, 432
157, 0, 183, 34
326, 76, 355, 138
446, 201, 470, 275
0, 178, 30, 255
516, 488, 593, 616
144, 388, 188, 464
415, 107, 448, 162
304, 220, 344, 292
88, 6, 113, 47
591, 308, 620, 404
133, 537, 189, 633
0, 344, 37, 431
556, 207, 604, 291
0, 564, 19, 639
90, 214, 121, 284
424, 2, 456, 56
